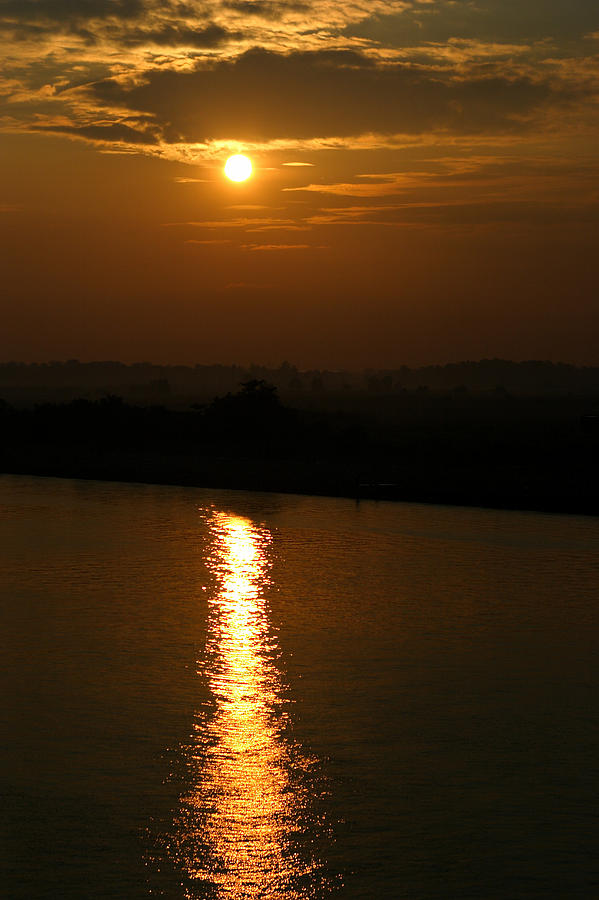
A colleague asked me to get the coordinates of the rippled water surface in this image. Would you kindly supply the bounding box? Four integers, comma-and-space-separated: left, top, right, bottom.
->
2, 475, 599, 899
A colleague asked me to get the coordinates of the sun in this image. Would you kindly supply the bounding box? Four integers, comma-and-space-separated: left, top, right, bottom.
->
224, 154, 253, 182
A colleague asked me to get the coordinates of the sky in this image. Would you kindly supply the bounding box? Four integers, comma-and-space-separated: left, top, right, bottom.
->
1, 0, 598, 368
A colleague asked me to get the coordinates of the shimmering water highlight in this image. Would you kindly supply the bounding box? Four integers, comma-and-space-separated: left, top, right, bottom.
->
169, 511, 331, 898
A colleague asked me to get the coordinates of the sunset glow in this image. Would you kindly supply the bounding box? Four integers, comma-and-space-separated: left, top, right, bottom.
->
0, 0, 598, 366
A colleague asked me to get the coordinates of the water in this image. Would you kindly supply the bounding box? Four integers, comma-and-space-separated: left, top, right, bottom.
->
2, 474, 599, 899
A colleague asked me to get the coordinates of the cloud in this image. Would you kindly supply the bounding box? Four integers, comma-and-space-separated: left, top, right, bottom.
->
185, 238, 232, 244
3, 0, 142, 16
284, 179, 405, 196
222, 0, 310, 19
241, 242, 313, 250
174, 176, 212, 182
344, 0, 599, 47
89, 47, 553, 143
119, 23, 235, 48
34, 120, 159, 144
163, 216, 303, 229
0, 0, 144, 25
304, 199, 599, 228
1, 0, 596, 197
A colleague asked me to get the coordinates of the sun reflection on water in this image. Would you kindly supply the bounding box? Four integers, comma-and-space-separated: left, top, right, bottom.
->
171, 510, 330, 899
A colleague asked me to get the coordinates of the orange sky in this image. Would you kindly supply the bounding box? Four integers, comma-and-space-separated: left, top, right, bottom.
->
1, 0, 598, 367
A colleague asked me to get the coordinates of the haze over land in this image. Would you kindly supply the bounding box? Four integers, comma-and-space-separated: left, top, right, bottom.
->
2, 358, 598, 515
1, 0, 598, 368
3, 358, 599, 407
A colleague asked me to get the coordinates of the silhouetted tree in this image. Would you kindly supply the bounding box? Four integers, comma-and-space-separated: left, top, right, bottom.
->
201, 381, 291, 446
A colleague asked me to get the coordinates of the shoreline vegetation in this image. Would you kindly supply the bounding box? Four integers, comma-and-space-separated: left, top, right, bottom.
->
2, 368, 598, 516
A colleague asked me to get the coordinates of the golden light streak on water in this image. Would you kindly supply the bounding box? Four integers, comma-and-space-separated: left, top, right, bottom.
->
172, 510, 322, 899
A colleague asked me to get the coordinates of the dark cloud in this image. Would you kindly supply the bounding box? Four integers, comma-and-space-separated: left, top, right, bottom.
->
89, 47, 553, 142
222, 0, 309, 19
0, 2, 236, 48
0, 0, 144, 22
121, 22, 234, 47
345, 0, 599, 47
0, 19, 51, 38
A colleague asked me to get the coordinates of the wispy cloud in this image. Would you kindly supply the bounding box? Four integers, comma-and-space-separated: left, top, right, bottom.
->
175, 176, 213, 183
283, 179, 406, 196
241, 242, 316, 250
163, 216, 303, 229
185, 238, 232, 244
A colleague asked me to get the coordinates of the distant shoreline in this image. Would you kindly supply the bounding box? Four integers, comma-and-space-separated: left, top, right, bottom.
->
3, 382, 598, 518
3, 455, 598, 518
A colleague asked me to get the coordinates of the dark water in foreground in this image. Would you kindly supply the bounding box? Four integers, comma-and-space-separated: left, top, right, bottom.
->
2, 475, 599, 899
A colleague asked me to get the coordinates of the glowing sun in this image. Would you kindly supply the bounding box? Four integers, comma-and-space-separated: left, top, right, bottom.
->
224, 154, 253, 182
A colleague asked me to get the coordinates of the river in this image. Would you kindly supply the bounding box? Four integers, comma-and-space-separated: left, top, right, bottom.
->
2, 475, 599, 898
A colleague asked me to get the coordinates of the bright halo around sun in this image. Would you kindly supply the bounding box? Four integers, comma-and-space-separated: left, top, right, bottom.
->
224, 154, 253, 182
